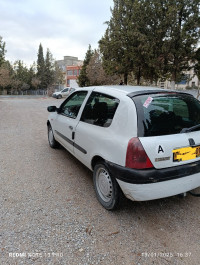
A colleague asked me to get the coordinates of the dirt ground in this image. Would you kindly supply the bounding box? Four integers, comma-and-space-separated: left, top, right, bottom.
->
0, 96, 200, 265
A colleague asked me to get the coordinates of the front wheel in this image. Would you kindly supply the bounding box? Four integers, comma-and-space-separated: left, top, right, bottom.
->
57, 94, 62, 99
93, 162, 121, 210
48, 125, 59, 148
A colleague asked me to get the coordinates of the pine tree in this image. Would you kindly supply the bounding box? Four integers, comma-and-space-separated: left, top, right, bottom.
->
78, 45, 93, 87
99, 0, 135, 84
162, 0, 200, 88
44, 49, 54, 89
28, 65, 36, 89
0, 36, 6, 67
99, 0, 200, 86
130, 0, 169, 84
13, 60, 30, 90
37, 43, 45, 89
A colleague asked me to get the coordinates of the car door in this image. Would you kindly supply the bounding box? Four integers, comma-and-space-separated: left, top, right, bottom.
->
61, 88, 69, 97
53, 91, 88, 153
74, 91, 120, 168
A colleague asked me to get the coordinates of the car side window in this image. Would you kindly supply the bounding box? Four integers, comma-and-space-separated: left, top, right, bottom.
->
81, 92, 119, 127
59, 91, 87, 119
62, 88, 68, 92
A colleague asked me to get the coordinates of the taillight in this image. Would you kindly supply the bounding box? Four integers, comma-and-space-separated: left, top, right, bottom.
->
126, 137, 153, 169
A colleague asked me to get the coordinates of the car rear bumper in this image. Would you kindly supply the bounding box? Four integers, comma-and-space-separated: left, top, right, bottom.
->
106, 160, 200, 201
107, 160, 200, 184
117, 172, 200, 201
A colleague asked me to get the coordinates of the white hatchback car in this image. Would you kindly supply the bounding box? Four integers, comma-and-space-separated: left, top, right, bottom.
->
52, 87, 75, 99
47, 86, 200, 210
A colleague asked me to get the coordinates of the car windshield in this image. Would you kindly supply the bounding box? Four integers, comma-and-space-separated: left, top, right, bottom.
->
133, 93, 200, 137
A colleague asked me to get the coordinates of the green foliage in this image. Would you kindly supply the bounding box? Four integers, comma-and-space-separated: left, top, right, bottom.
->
99, 0, 200, 85
194, 48, 200, 83
161, 0, 200, 86
13, 60, 30, 90
78, 45, 93, 87
44, 49, 54, 88
99, 0, 135, 84
37, 43, 45, 88
36, 45, 63, 89
27, 65, 36, 89
0, 38, 63, 92
0, 36, 6, 67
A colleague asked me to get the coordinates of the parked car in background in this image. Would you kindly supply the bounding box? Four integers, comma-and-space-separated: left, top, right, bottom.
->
52, 87, 75, 99
47, 86, 200, 210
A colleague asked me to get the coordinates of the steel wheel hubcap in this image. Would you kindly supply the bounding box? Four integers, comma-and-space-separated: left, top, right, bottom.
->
48, 128, 54, 145
96, 168, 113, 202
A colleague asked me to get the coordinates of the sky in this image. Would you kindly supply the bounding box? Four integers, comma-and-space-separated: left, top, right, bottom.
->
0, 0, 113, 66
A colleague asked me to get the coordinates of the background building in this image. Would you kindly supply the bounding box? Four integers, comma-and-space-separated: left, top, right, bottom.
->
56, 56, 83, 89
159, 66, 199, 90
66, 65, 82, 88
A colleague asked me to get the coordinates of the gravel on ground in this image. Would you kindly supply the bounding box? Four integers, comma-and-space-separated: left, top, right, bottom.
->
0, 96, 200, 265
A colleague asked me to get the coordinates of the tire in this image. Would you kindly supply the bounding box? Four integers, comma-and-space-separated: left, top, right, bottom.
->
93, 162, 121, 210
57, 94, 62, 99
48, 125, 59, 148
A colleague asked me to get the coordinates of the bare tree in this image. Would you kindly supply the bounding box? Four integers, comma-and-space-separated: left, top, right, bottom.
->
0, 66, 12, 92
31, 77, 41, 90
86, 50, 119, 86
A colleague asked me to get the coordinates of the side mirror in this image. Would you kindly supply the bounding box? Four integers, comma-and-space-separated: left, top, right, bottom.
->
47, 106, 58, 112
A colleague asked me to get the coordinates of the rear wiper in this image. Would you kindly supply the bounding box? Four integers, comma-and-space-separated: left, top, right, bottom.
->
180, 124, 200, 133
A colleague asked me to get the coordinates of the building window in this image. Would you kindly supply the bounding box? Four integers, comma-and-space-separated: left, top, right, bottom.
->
74, 69, 78, 76
192, 82, 196, 87
67, 70, 73, 76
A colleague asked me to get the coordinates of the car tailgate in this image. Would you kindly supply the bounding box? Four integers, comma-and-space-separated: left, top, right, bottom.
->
140, 131, 200, 169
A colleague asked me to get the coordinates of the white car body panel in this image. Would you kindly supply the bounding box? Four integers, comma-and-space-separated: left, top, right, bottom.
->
140, 131, 200, 169
54, 115, 79, 153
74, 94, 137, 169
117, 172, 200, 201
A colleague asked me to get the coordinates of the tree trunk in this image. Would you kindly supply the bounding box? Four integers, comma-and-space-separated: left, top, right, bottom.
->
171, 80, 175, 90
197, 79, 200, 99
124, 72, 128, 85
197, 87, 200, 99
136, 67, 141, 85
171, 71, 176, 90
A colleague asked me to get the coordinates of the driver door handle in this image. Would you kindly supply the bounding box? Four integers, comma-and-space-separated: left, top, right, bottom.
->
69, 126, 73, 130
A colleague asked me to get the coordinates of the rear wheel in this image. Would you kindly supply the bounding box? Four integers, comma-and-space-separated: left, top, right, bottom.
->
48, 125, 59, 148
93, 162, 121, 210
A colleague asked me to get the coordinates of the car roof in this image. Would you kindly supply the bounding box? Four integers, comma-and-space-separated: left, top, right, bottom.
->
77, 85, 160, 93
99, 85, 163, 94
76, 85, 192, 98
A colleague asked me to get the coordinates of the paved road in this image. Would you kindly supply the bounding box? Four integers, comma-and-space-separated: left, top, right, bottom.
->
0, 97, 200, 265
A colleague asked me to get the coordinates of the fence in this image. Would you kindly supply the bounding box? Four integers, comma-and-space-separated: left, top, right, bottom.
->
0, 89, 48, 96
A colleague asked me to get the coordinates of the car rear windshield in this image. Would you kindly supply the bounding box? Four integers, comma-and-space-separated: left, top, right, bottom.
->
133, 93, 200, 137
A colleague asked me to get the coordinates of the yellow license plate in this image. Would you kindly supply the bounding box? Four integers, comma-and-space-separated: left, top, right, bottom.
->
173, 145, 200, 162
